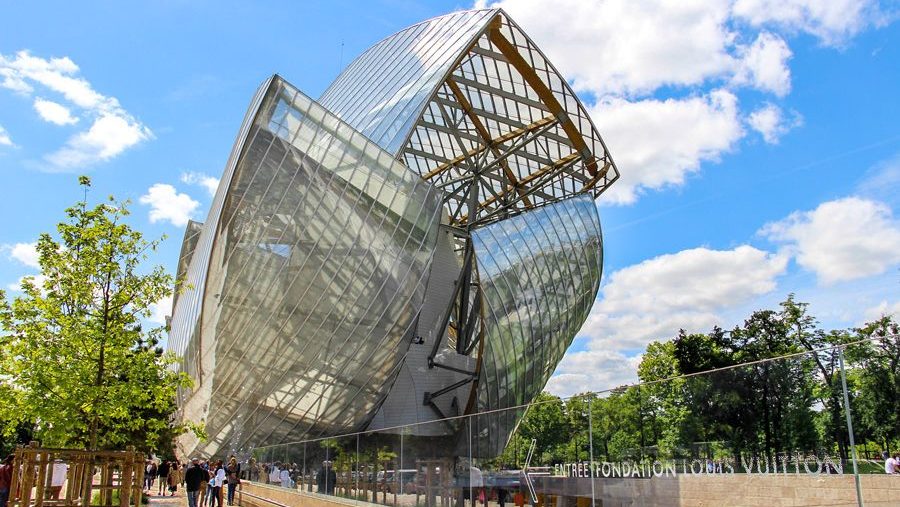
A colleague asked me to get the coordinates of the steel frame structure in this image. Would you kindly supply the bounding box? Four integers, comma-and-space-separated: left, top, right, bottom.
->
169, 8, 617, 459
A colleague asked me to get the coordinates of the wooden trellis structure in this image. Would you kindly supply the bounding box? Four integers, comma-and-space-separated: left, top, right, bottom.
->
8, 442, 145, 507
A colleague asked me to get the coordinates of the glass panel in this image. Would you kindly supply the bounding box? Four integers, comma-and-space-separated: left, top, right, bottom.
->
169, 76, 445, 459
243, 342, 900, 507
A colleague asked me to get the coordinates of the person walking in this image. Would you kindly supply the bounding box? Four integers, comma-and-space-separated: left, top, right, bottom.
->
145, 461, 157, 493
209, 460, 225, 507
279, 466, 291, 489
198, 460, 210, 507
268, 462, 280, 485
185, 458, 207, 507
226, 456, 240, 505
0, 455, 14, 507
157, 460, 170, 496
168, 462, 181, 496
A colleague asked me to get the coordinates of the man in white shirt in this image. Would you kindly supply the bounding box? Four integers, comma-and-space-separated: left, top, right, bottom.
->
885, 454, 899, 474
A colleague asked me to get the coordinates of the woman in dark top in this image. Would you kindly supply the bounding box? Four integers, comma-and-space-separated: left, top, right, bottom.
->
225, 457, 241, 506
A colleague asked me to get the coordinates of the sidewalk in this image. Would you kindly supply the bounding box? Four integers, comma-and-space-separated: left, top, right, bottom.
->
147, 491, 185, 507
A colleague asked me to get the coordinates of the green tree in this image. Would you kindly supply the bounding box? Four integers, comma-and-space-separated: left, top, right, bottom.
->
517, 392, 570, 464
0, 177, 192, 451
852, 316, 900, 452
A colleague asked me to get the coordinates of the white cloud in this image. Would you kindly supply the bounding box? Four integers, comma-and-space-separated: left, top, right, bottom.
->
747, 103, 802, 144
6, 274, 48, 292
545, 245, 787, 396
733, 0, 884, 47
181, 172, 220, 196
592, 90, 743, 204
762, 197, 900, 284
4, 242, 40, 268
481, 0, 737, 97
856, 154, 900, 205
139, 184, 200, 227
734, 32, 792, 96
0, 125, 12, 147
148, 295, 173, 325
0, 50, 152, 169
44, 114, 151, 170
546, 350, 642, 397
864, 300, 900, 322
33, 97, 78, 125
580, 245, 788, 351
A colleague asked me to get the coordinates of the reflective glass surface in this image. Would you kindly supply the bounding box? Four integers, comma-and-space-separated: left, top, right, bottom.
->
471, 194, 602, 455
319, 9, 497, 155
169, 76, 444, 458
247, 345, 884, 507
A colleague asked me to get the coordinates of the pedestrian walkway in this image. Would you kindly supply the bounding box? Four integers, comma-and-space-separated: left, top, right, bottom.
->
148, 491, 185, 507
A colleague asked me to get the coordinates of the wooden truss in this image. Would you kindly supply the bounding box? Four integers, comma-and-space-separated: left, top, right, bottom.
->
402, 13, 618, 229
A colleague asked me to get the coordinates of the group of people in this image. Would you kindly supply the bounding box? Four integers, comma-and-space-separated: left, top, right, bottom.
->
144, 459, 182, 496
145, 456, 242, 507
250, 460, 335, 495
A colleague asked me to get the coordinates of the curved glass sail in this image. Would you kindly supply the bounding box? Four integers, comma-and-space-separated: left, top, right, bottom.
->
471, 193, 603, 455
170, 76, 444, 457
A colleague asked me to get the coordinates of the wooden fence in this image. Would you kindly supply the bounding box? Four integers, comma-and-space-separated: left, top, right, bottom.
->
8, 442, 145, 507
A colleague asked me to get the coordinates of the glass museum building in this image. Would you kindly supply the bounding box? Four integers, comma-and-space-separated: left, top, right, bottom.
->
166, 7, 619, 460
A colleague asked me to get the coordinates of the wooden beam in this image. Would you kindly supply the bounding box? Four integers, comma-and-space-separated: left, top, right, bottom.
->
445, 77, 534, 208
419, 113, 556, 180
581, 160, 612, 192
457, 153, 580, 224
487, 20, 598, 176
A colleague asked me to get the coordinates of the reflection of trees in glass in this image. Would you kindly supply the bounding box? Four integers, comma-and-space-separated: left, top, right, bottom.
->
491, 295, 900, 470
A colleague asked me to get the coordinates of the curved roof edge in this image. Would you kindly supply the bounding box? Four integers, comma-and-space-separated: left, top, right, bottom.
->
318, 9, 499, 154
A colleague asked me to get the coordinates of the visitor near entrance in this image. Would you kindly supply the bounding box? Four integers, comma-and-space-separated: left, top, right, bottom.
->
886, 454, 900, 474
279, 466, 291, 489
168, 462, 181, 496
145, 461, 157, 492
185, 457, 207, 507
208, 460, 225, 507
316, 461, 336, 495
157, 460, 170, 495
268, 462, 281, 485
226, 456, 241, 504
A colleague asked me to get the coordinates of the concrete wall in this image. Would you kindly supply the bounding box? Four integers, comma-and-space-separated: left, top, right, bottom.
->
237, 476, 900, 507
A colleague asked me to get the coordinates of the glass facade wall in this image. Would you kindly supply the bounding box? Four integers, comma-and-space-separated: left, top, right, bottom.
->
170, 8, 619, 462
472, 194, 602, 456
169, 76, 445, 457
250, 345, 888, 507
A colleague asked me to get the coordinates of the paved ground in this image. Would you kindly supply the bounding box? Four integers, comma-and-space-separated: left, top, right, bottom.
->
147, 490, 185, 507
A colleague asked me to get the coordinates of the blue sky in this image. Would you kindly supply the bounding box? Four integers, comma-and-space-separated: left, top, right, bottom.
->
1, 0, 898, 396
